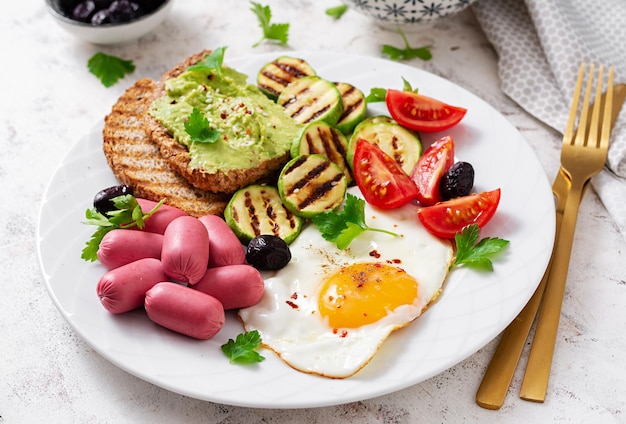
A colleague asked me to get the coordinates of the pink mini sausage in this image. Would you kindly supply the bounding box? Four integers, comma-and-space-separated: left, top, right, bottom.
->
145, 282, 225, 340
198, 214, 246, 267
161, 216, 209, 284
136, 198, 188, 234
193, 264, 265, 310
97, 229, 163, 270
96, 258, 168, 314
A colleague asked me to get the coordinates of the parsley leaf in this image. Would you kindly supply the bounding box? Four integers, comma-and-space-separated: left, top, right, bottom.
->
87, 52, 135, 87
364, 78, 418, 103
381, 27, 432, 62
221, 330, 266, 364
184, 108, 220, 144
365, 87, 387, 103
81, 195, 164, 262
451, 224, 510, 271
312, 193, 398, 250
186, 46, 227, 78
326, 4, 348, 19
250, 1, 289, 47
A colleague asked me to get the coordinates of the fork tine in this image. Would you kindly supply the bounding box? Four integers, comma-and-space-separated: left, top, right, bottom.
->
600, 67, 615, 150
574, 64, 596, 147
587, 65, 604, 148
564, 64, 586, 144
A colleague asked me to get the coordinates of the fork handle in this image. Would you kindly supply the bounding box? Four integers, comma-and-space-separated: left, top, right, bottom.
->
475, 277, 548, 409
519, 179, 586, 402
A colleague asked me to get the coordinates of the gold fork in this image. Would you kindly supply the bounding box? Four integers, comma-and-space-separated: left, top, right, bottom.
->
519, 63, 614, 402
475, 82, 626, 410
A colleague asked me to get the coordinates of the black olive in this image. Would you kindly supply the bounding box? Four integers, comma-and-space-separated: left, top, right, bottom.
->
439, 161, 475, 200
93, 185, 134, 214
72, 1, 96, 22
246, 235, 292, 271
108, 0, 144, 23
90, 9, 111, 25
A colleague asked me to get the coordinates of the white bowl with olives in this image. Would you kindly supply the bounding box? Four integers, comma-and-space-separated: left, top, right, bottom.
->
45, 0, 174, 45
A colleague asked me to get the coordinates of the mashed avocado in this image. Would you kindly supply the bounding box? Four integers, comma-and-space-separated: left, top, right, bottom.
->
150, 66, 301, 172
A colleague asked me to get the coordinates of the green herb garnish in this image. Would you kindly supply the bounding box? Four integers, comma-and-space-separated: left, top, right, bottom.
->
382, 27, 432, 61
326, 4, 348, 19
365, 77, 418, 103
81, 195, 164, 262
365, 87, 387, 103
312, 193, 398, 250
221, 330, 266, 364
184, 108, 220, 144
87, 52, 135, 87
451, 224, 509, 271
250, 1, 289, 47
186, 46, 227, 78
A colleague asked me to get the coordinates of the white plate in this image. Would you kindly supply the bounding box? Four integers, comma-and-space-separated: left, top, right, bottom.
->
37, 51, 555, 409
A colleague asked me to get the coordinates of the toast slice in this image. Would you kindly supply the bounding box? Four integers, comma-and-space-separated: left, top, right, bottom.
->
102, 77, 230, 217
143, 50, 292, 194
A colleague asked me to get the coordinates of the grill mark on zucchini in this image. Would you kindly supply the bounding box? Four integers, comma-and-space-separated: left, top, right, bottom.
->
257, 57, 316, 98
244, 190, 261, 236
391, 136, 404, 166
297, 172, 345, 210
337, 84, 363, 121
305, 105, 331, 123
284, 160, 331, 195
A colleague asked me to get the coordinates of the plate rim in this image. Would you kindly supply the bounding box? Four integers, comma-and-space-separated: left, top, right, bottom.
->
37, 50, 556, 409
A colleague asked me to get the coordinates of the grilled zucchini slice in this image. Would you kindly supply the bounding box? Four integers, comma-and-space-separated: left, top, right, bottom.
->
225, 185, 304, 245
277, 154, 347, 218
291, 121, 352, 184
351, 115, 394, 135
348, 119, 422, 175
334, 82, 367, 135
277, 76, 344, 126
257, 56, 316, 100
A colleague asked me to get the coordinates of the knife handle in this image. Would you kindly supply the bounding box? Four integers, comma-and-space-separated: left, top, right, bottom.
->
475, 169, 570, 409
519, 179, 585, 401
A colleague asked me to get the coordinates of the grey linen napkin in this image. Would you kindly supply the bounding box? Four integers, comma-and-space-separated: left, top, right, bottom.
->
473, 0, 626, 240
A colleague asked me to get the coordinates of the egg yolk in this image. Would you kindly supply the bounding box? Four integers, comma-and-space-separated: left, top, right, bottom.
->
317, 262, 419, 329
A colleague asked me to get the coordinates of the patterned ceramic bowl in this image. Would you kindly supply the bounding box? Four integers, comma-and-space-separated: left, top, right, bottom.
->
342, 0, 477, 26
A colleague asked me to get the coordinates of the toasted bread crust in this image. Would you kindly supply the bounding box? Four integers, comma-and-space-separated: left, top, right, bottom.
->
102, 78, 229, 217
143, 50, 291, 194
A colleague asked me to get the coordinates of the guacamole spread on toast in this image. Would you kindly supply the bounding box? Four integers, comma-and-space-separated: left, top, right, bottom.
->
150, 66, 300, 172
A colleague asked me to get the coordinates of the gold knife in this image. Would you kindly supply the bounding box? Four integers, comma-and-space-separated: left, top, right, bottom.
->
475, 84, 626, 410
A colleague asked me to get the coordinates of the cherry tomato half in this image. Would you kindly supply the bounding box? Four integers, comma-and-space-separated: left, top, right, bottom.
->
385, 89, 467, 132
353, 138, 419, 209
411, 135, 455, 206
417, 188, 501, 238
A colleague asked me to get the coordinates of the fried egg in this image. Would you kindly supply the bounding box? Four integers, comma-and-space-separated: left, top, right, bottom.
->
238, 187, 454, 378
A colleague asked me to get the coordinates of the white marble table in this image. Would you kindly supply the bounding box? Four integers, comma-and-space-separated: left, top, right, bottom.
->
2, 1, 626, 422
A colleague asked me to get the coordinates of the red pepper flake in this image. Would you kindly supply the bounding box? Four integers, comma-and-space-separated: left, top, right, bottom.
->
286, 300, 298, 309
332, 328, 348, 337
291, 292, 298, 300
369, 249, 381, 258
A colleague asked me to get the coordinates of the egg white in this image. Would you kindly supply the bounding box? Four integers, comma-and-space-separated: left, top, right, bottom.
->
238, 187, 454, 378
